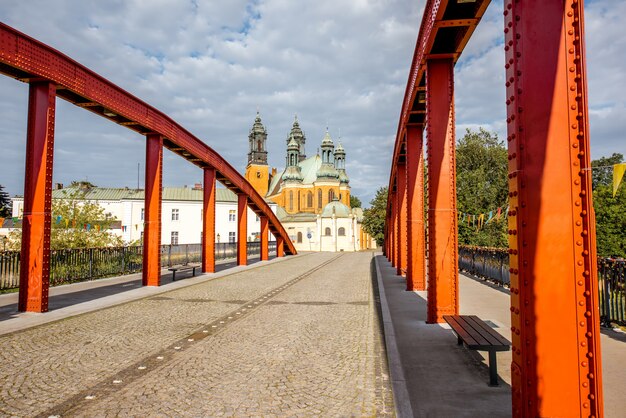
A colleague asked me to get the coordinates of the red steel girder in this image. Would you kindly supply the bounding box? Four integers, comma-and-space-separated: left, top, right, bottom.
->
202, 167, 216, 273
276, 236, 285, 258
505, 1, 603, 415
426, 58, 458, 324
142, 134, 163, 286
237, 194, 247, 266
260, 216, 269, 261
405, 125, 426, 291
0, 22, 296, 256
396, 163, 408, 276
18, 81, 56, 313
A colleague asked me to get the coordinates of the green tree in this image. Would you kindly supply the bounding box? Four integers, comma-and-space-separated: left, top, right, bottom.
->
0, 185, 10, 218
455, 128, 509, 247
592, 153, 626, 258
350, 195, 362, 208
362, 187, 387, 247
8, 189, 123, 250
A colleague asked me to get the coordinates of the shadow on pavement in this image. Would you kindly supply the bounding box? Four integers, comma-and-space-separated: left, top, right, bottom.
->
0, 255, 273, 322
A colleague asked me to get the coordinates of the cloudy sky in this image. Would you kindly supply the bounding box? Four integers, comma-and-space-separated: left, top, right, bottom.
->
0, 0, 624, 206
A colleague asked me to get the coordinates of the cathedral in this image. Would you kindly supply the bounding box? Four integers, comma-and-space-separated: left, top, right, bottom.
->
244, 113, 374, 252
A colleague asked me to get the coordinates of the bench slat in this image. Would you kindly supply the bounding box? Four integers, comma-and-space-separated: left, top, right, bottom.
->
467, 315, 511, 347
454, 316, 492, 347
444, 315, 482, 347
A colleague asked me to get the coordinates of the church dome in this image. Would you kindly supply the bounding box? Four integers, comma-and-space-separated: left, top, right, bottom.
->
316, 164, 339, 179
321, 199, 351, 218
338, 170, 349, 184
287, 136, 299, 150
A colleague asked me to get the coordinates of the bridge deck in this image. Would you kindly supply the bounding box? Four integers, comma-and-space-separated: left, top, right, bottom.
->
0, 252, 624, 416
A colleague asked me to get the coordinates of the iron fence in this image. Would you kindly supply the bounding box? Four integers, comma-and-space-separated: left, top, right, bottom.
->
0, 241, 273, 291
458, 245, 626, 326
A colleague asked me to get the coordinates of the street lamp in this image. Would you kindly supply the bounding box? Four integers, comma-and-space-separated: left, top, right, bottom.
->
216, 233, 220, 243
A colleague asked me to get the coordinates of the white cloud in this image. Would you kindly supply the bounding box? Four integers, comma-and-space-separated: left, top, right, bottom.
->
0, 0, 623, 207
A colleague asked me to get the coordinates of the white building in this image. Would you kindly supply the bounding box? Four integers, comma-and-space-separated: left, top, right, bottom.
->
8, 184, 276, 245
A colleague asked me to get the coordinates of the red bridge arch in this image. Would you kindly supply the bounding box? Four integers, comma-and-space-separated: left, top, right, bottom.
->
0, 23, 296, 315
385, 1, 603, 416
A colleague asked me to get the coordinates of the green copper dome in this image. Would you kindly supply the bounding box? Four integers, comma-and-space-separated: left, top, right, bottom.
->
321, 199, 351, 218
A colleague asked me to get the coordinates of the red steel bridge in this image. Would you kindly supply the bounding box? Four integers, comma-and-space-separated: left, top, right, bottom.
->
0, 23, 297, 315
385, 0, 603, 416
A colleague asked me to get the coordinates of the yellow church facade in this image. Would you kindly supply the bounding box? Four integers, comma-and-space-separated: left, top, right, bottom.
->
244, 113, 374, 252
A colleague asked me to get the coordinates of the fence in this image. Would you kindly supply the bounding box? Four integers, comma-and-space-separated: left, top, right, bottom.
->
458, 245, 626, 326
0, 241, 275, 291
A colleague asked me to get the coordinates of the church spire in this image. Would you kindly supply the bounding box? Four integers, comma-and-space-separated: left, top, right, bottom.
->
286, 114, 306, 162
248, 111, 268, 166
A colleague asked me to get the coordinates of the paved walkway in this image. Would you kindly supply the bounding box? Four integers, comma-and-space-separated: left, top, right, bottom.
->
0, 251, 394, 417
1, 252, 624, 417
376, 254, 626, 418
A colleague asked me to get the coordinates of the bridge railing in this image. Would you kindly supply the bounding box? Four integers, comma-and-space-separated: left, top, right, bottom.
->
0, 241, 275, 291
459, 245, 626, 326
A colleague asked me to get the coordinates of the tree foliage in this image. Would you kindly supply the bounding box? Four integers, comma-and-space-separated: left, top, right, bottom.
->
362, 187, 387, 247
7, 189, 123, 250
592, 153, 625, 258
455, 128, 509, 247
0, 185, 11, 218
350, 195, 362, 208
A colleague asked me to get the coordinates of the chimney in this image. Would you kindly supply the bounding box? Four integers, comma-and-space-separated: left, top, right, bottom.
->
271, 167, 277, 176
193, 183, 203, 190
54, 183, 63, 190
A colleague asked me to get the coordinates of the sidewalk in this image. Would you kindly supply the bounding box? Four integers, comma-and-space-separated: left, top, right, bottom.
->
0, 254, 299, 336
375, 254, 626, 417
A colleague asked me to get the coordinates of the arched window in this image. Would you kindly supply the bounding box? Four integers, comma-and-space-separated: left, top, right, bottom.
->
307, 191, 313, 207
318, 189, 322, 209
297, 231, 303, 243
257, 139, 262, 151
328, 189, 334, 202
289, 191, 293, 211
325, 227, 332, 236
338, 227, 346, 236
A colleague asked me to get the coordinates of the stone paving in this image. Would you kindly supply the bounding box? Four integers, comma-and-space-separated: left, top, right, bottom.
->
0, 251, 394, 417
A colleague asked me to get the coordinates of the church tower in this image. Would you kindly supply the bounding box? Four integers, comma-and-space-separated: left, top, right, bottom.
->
286, 115, 306, 162
245, 112, 270, 196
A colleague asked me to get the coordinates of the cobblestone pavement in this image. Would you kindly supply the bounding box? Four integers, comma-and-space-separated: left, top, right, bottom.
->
0, 251, 394, 417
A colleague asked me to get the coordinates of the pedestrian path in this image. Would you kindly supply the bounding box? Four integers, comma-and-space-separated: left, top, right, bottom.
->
0, 251, 394, 417
375, 254, 626, 418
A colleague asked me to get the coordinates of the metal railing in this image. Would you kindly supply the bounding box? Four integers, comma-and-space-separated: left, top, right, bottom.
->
458, 246, 510, 286
0, 241, 275, 291
458, 245, 626, 326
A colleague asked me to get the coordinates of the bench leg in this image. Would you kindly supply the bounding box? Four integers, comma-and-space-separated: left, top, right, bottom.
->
488, 350, 499, 387
192, 267, 196, 276
457, 336, 463, 346
172, 271, 176, 281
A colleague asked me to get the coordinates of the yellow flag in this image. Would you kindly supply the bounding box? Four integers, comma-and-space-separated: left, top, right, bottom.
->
613, 163, 626, 197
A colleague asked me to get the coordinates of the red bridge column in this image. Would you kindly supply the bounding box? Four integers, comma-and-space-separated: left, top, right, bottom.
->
506, 2, 603, 416
260, 216, 269, 261
18, 81, 56, 313
426, 58, 458, 323
406, 125, 425, 291
237, 194, 247, 266
202, 167, 216, 273
276, 235, 285, 257
396, 163, 407, 276
142, 133, 163, 286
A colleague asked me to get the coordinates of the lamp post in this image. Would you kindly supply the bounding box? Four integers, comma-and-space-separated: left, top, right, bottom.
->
217, 233, 220, 243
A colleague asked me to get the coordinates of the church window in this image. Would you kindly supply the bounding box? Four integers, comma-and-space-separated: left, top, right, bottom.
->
289, 191, 293, 211
297, 232, 303, 243
257, 139, 262, 151
229, 210, 236, 222
328, 189, 335, 202
307, 191, 313, 207
318, 189, 322, 209
338, 227, 346, 236
325, 227, 332, 236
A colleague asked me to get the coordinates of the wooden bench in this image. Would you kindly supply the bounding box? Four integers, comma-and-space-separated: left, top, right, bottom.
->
443, 315, 511, 386
168, 264, 200, 281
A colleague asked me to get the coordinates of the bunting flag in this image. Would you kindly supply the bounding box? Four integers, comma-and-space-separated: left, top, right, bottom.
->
87, 224, 91, 231
72, 219, 76, 228
477, 213, 485, 231
0, 218, 4, 228
65, 219, 69, 228
487, 211, 493, 223
55, 216, 62, 224
496, 207, 502, 220
96, 225, 101, 232
613, 163, 626, 197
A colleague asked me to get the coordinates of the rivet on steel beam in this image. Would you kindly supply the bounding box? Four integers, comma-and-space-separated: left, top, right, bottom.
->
578, 280, 584, 286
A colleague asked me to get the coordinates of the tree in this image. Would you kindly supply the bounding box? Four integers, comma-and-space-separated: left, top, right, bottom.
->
591, 153, 626, 258
362, 187, 387, 246
350, 195, 362, 208
455, 128, 509, 248
7, 189, 123, 250
0, 184, 10, 218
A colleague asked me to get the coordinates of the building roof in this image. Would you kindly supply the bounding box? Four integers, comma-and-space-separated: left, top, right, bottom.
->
44, 186, 240, 203
321, 199, 352, 218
